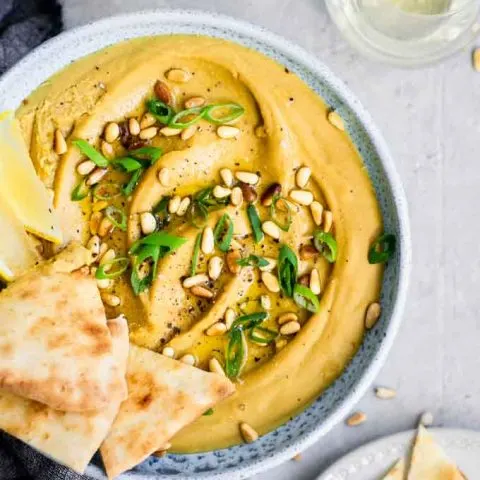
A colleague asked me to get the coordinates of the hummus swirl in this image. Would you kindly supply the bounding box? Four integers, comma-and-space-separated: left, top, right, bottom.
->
17, 36, 383, 452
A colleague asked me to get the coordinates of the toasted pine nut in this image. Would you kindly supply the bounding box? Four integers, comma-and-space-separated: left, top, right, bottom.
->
299, 245, 318, 260
310, 268, 321, 295
87, 235, 100, 256
226, 250, 242, 274
179, 354, 196, 366
240, 183, 258, 203
176, 197, 191, 216
54, 129, 67, 155
262, 221, 280, 240
217, 126, 240, 139
96, 278, 112, 290
365, 302, 381, 329
206, 322, 227, 336
185, 96, 206, 108
139, 126, 158, 140
201, 226, 214, 254
259, 257, 277, 272
140, 112, 156, 129
235, 171, 259, 185
97, 242, 108, 260
279, 321, 301, 335
190, 285, 214, 299
168, 195, 181, 214
224, 308, 236, 330
375, 386, 397, 399
92, 200, 108, 212
230, 186, 243, 206
181, 124, 197, 140
278, 312, 298, 325
346, 411, 367, 427
140, 212, 157, 235
262, 271, 280, 293
154, 80, 173, 105
128, 118, 141, 135
260, 295, 271, 310
160, 127, 181, 137
261, 183, 282, 207
220, 168, 234, 187
209, 357, 226, 376
89, 212, 102, 235
86, 168, 108, 186
182, 274, 209, 288
76, 160, 96, 176
328, 111, 345, 131
296, 166, 311, 188
162, 346, 175, 358
208, 256, 223, 280
102, 293, 121, 307
166, 68, 191, 83
99, 248, 115, 267
240, 423, 259, 443
213, 185, 231, 198
101, 140, 114, 158
104, 122, 120, 143
310, 201, 324, 226
289, 189, 314, 206
323, 210, 333, 232
158, 167, 170, 187
98, 216, 114, 237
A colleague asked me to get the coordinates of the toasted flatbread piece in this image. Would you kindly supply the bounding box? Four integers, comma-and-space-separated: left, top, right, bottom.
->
0, 243, 127, 411
383, 458, 406, 479
0, 315, 129, 473
100, 345, 236, 479
408, 425, 464, 480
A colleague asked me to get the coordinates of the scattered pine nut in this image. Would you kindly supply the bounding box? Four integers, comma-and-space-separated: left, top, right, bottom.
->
168, 195, 181, 214
239, 422, 259, 443
328, 110, 345, 131
128, 118, 141, 136
99, 248, 115, 267
310, 201, 324, 226
279, 321, 301, 335
158, 167, 170, 187
102, 293, 121, 307
296, 166, 311, 188
235, 171, 259, 185
309, 268, 321, 295
261, 271, 280, 293
260, 295, 271, 310
278, 312, 298, 325
140, 212, 157, 235
77, 160, 96, 176
181, 124, 197, 140
89, 212, 102, 235
104, 122, 120, 143
226, 250, 242, 274
217, 125, 240, 139
201, 226, 214, 254
87, 235, 100, 256
259, 257, 277, 272
101, 140, 114, 158
224, 308, 236, 330
230, 186, 243, 206
182, 274, 209, 288
208, 256, 223, 280
139, 126, 158, 140
166, 68, 191, 83
323, 210, 333, 232
190, 285, 214, 299
209, 357, 226, 376
179, 353, 196, 366
96, 278, 112, 290
299, 245, 318, 260
140, 112, 156, 129
289, 189, 314, 206
176, 197, 191, 216
160, 126, 181, 137
375, 386, 397, 400
213, 185, 231, 198
86, 168, 108, 186
185, 96, 205, 108
162, 346, 175, 358
346, 411, 367, 427
54, 129, 67, 155
220, 168, 234, 187
206, 322, 227, 336
262, 221, 280, 240
97, 216, 114, 237
365, 302, 381, 329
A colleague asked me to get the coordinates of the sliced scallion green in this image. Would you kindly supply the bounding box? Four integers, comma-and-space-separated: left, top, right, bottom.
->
278, 244, 298, 297
236, 254, 269, 268
225, 328, 248, 378
231, 312, 268, 331
203, 408, 214, 416
147, 99, 174, 124
313, 230, 338, 263
368, 233, 396, 264
213, 213, 234, 252
203, 103, 245, 125
71, 180, 89, 201
190, 233, 202, 276
129, 231, 188, 256
123, 168, 143, 196
72, 139, 109, 167
270, 196, 292, 232
93, 182, 122, 200
129, 146, 163, 164
169, 106, 205, 129
293, 284, 320, 313
112, 157, 143, 172
105, 205, 127, 231
95, 257, 130, 280
249, 326, 278, 344
247, 204, 264, 243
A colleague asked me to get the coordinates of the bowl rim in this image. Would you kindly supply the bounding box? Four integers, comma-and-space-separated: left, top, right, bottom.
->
0, 9, 412, 479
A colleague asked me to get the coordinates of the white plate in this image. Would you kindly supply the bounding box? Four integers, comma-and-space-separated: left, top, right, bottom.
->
318, 428, 480, 479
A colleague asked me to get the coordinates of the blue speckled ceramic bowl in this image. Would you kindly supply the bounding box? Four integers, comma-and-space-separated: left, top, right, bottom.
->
0, 10, 411, 480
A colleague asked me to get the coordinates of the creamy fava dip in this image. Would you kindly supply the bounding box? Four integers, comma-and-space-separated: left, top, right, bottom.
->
17, 36, 384, 452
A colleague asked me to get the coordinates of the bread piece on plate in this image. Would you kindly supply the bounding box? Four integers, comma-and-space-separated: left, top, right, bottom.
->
383, 458, 406, 479
0, 315, 129, 474
408, 425, 465, 480
100, 345, 236, 480
0, 242, 127, 411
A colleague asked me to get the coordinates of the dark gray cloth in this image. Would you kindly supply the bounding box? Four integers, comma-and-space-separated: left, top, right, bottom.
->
0, 4, 98, 479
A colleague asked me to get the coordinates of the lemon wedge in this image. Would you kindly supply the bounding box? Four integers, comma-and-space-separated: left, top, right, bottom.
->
0, 201, 38, 282
0, 111, 62, 244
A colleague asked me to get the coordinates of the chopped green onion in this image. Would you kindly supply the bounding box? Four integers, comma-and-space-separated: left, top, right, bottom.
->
71, 180, 89, 201
249, 326, 278, 344
313, 230, 338, 263
105, 206, 127, 231
247, 204, 264, 243
147, 99, 174, 124
123, 168, 143, 196
236, 254, 269, 268
213, 214, 234, 252
186, 201, 209, 228
225, 328, 248, 378
129, 146, 163, 164
93, 182, 122, 200
203, 103, 245, 125
270, 196, 292, 232
129, 231, 188, 256
169, 107, 205, 129
95, 257, 130, 280
112, 157, 143, 172
72, 139, 109, 167
293, 284, 320, 313
368, 233, 396, 264
231, 312, 268, 331
190, 233, 201, 276
153, 196, 171, 214
203, 408, 214, 416
278, 244, 298, 297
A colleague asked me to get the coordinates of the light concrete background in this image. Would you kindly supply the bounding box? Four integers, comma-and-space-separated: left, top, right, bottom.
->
61, 1, 480, 478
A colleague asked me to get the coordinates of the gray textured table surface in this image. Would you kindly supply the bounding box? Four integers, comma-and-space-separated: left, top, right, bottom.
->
61, 1, 480, 478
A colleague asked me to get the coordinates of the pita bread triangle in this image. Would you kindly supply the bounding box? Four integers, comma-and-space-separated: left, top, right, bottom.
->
408, 425, 465, 480
382, 458, 406, 479
0, 315, 129, 474
100, 344, 236, 479
0, 242, 127, 411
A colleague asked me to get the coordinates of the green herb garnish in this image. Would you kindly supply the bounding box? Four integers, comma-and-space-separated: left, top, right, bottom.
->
249, 326, 278, 344
368, 233, 396, 264
169, 106, 205, 129
225, 328, 247, 378
236, 255, 269, 268
105, 206, 127, 231
278, 244, 298, 297
313, 230, 338, 263
71, 180, 89, 201
203, 103, 245, 125
95, 257, 130, 280
203, 408, 214, 416
213, 213, 234, 252
72, 139, 109, 167
128, 146, 163, 164
186, 186, 230, 228
247, 204, 264, 243
293, 284, 320, 313
123, 169, 143, 196
93, 182, 122, 200
231, 312, 268, 331
270, 196, 292, 232
190, 233, 202, 276
112, 157, 143, 172
147, 99, 174, 124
